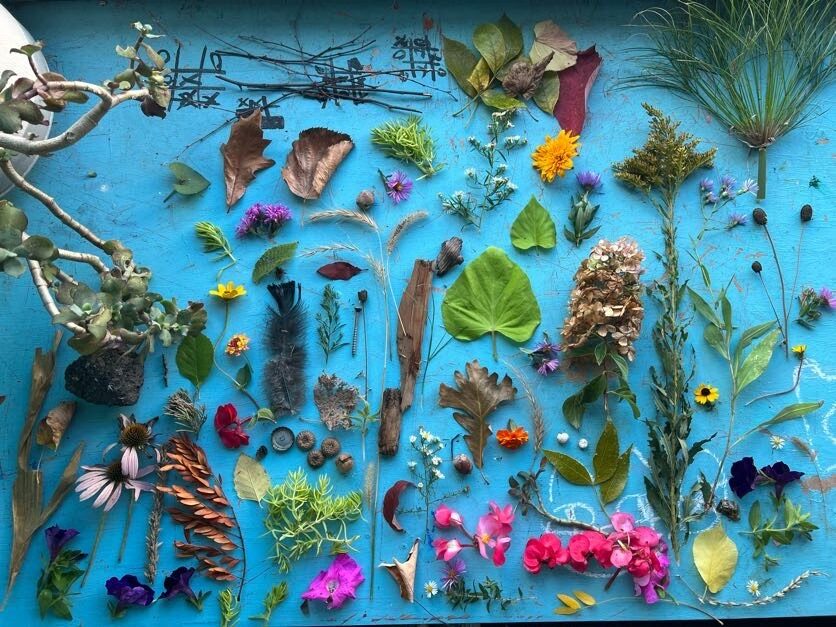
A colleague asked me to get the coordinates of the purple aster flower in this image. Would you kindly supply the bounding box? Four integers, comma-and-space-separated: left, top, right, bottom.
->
106, 574, 154, 617
706, 192, 719, 204
739, 178, 758, 195
44, 525, 79, 562
537, 358, 560, 376
385, 170, 413, 204
302, 553, 364, 609
523, 334, 561, 377
440, 558, 467, 591
261, 202, 292, 225
699, 178, 714, 192
729, 456, 758, 499
726, 212, 748, 229
576, 170, 602, 191
236, 204, 262, 237
720, 174, 737, 190
759, 461, 804, 499
819, 287, 836, 308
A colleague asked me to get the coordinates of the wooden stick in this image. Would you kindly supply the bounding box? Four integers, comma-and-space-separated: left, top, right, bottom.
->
396, 260, 433, 412
378, 388, 403, 457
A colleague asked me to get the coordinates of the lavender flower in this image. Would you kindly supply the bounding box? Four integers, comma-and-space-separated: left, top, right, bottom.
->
44, 526, 79, 562
726, 212, 748, 229
106, 574, 154, 617
699, 178, 714, 192
440, 558, 467, 591
521, 334, 561, 377
385, 170, 413, 204
576, 170, 602, 191
236, 202, 292, 238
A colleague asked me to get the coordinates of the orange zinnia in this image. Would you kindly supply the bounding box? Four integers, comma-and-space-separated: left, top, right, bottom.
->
496, 425, 529, 450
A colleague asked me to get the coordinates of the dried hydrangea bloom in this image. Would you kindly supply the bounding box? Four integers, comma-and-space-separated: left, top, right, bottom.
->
561, 237, 646, 361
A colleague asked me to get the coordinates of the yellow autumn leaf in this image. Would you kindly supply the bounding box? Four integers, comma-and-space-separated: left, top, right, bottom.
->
554, 607, 578, 615
573, 590, 596, 606
693, 524, 739, 593
557, 593, 581, 609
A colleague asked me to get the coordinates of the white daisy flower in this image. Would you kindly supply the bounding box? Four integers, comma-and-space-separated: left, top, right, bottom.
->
424, 580, 439, 598
407, 461, 417, 470
770, 435, 785, 450
746, 580, 761, 597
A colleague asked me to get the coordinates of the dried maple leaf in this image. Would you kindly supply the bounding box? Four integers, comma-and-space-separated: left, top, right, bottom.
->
438, 360, 516, 469
281, 127, 353, 200
221, 109, 275, 210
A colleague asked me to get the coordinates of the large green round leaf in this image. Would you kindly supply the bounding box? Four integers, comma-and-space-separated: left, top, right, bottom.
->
441, 246, 540, 356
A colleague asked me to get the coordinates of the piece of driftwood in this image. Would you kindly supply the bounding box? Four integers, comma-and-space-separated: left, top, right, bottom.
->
378, 388, 403, 457
432, 236, 464, 276
397, 259, 433, 412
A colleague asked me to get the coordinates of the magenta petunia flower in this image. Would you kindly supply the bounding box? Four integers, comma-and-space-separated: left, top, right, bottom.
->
385, 170, 413, 203
301, 553, 364, 609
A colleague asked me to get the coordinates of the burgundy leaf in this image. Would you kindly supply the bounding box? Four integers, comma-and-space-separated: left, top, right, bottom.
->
382, 480, 414, 533
554, 45, 603, 136
317, 261, 363, 281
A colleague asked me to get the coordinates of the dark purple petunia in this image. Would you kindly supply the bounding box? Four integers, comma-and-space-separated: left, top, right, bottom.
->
159, 566, 196, 601
44, 525, 79, 562
729, 457, 758, 499
759, 461, 804, 499
106, 574, 154, 614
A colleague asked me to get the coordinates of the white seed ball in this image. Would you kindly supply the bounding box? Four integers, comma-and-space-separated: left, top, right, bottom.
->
578, 438, 589, 450
557, 432, 569, 445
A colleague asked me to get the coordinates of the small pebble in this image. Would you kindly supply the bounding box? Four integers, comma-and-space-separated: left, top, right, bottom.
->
578, 438, 589, 450
557, 432, 569, 445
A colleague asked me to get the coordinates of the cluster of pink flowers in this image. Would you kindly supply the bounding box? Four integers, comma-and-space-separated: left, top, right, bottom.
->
432, 502, 514, 567
523, 513, 669, 604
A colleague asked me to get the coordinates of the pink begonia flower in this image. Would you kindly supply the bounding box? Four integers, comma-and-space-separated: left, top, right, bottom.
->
610, 512, 635, 533
434, 504, 463, 529
301, 553, 364, 609
474, 515, 496, 561
487, 501, 515, 535
492, 535, 512, 566
432, 538, 464, 561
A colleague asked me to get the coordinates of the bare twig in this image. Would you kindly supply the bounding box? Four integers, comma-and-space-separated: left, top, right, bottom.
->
27, 260, 85, 335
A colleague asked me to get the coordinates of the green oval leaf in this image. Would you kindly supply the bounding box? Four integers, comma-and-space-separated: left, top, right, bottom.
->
233, 453, 270, 502
252, 241, 298, 284
20, 235, 57, 261
479, 89, 524, 111
693, 524, 738, 593
599, 448, 631, 504
235, 363, 252, 390
495, 14, 523, 62
543, 450, 593, 485
442, 36, 478, 98
733, 320, 776, 368
473, 23, 507, 73
467, 58, 492, 93
735, 328, 780, 394
703, 323, 728, 359
0, 200, 28, 231
510, 196, 556, 250
593, 419, 619, 483
532, 71, 560, 115
175, 333, 214, 387
169, 162, 210, 196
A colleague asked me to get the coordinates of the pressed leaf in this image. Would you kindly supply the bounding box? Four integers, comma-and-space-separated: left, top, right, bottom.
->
693, 524, 738, 593
379, 538, 419, 603
495, 15, 523, 63
221, 109, 275, 209
733, 320, 775, 368
442, 36, 478, 98
510, 196, 557, 251
592, 419, 619, 483
532, 71, 560, 115
599, 448, 631, 504
554, 45, 603, 135
252, 242, 298, 284
441, 247, 541, 358
168, 162, 210, 196
438, 360, 516, 469
543, 450, 593, 485
573, 590, 596, 606
234, 363, 251, 390
317, 261, 363, 280
281, 127, 353, 200
175, 333, 214, 388
687, 287, 722, 328
554, 607, 579, 616
473, 23, 507, 73
530, 20, 578, 73
468, 58, 492, 93
382, 480, 414, 532
738, 401, 824, 442
35, 401, 76, 450
233, 453, 270, 502
479, 89, 524, 110
562, 374, 606, 429
557, 593, 581, 610
735, 328, 780, 394
703, 323, 728, 359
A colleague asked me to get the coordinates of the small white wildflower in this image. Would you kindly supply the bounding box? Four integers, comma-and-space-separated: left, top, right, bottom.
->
453, 190, 466, 200
420, 429, 430, 441
746, 580, 761, 598
433, 469, 445, 480
409, 435, 417, 444
416, 481, 424, 489
496, 163, 508, 173
407, 460, 417, 470
557, 432, 569, 445
465, 167, 476, 178
431, 455, 443, 466
507, 182, 518, 191
770, 435, 785, 450
578, 438, 589, 450
424, 580, 439, 598
421, 446, 429, 455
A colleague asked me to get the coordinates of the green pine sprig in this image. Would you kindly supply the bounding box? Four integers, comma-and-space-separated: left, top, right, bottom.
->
194, 221, 237, 279
371, 115, 442, 177
316, 285, 348, 365
219, 588, 240, 627
249, 582, 288, 625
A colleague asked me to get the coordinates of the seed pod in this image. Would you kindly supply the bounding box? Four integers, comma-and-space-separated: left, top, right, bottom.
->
296, 430, 316, 451
716, 498, 740, 522
453, 453, 473, 475
356, 189, 375, 211
255, 445, 268, 461
335, 453, 354, 474
321, 436, 341, 458
800, 204, 813, 222
307, 449, 326, 468
751, 261, 763, 273
752, 207, 768, 225
358, 289, 368, 304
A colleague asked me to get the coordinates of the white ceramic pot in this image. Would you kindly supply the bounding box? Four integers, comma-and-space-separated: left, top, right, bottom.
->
0, 5, 53, 197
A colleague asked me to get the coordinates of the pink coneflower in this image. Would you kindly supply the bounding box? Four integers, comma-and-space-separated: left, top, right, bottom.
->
820, 287, 836, 308
440, 558, 466, 591
385, 170, 413, 203
75, 461, 155, 511
106, 414, 159, 477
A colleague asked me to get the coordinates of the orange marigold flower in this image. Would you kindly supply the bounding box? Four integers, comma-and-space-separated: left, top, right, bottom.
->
496, 423, 529, 450
225, 333, 250, 357
531, 130, 580, 183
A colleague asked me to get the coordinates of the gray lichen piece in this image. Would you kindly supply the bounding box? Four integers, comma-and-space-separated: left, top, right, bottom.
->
432, 236, 464, 276
313, 373, 359, 430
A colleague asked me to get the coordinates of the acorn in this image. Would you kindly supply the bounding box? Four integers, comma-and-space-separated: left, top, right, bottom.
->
321, 436, 341, 458
800, 204, 813, 222
752, 207, 768, 226
356, 189, 375, 211
296, 430, 316, 451
307, 449, 325, 469
335, 453, 355, 474
751, 261, 763, 273
453, 453, 473, 475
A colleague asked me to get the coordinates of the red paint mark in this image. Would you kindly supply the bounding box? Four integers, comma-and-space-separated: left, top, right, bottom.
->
423, 13, 434, 31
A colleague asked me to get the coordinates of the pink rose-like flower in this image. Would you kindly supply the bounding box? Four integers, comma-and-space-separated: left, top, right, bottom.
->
492, 534, 511, 566
434, 504, 463, 529
523, 533, 570, 574
213, 403, 250, 449
432, 538, 463, 562
523, 538, 548, 574
610, 512, 635, 533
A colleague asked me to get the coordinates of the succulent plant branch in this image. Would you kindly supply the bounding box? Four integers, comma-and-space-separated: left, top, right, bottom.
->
27, 259, 85, 335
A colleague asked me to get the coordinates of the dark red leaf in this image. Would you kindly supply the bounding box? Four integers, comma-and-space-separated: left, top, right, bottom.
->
554, 45, 603, 135
317, 261, 363, 280
382, 479, 414, 533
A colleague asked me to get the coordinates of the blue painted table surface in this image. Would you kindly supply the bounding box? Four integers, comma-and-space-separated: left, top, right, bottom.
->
1, 0, 834, 624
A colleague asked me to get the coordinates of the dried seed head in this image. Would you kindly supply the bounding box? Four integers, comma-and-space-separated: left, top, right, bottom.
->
453, 453, 473, 475
356, 189, 375, 211
751, 261, 763, 273
321, 436, 341, 458
335, 452, 354, 474
752, 207, 768, 226
358, 289, 368, 304
716, 498, 740, 522
800, 204, 813, 222
295, 430, 317, 451
307, 449, 325, 468
255, 445, 268, 461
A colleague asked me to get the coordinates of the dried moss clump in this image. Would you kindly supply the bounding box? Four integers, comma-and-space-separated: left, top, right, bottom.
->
561, 237, 646, 362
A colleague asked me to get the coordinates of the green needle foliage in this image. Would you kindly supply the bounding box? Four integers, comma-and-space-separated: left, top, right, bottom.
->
316, 284, 348, 365
627, 0, 836, 199
371, 115, 442, 177
250, 582, 288, 625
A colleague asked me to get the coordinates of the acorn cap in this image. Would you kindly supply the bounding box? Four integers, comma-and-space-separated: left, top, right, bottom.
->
307, 449, 326, 468
295, 430, 316, 451
321, 436, 341, 458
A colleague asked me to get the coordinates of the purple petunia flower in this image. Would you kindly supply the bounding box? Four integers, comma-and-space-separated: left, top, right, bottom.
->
576, 170, 602, 191
302, 554, 365, 609
819, 287, 836, 308
729, 456, 758, 499
699, 178, 714, 192
726, 213, 748, 229
159, 566, 197, 602
44, 525, 80, 562
106, 574, 154, 616
760, 461, 804, 499
385, 170, 413, 204
440, 557, 467, 591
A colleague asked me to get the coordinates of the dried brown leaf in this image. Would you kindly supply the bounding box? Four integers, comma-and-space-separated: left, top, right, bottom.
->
221, 109, 275, 209
35, 400, 76, 450
281, 127, 353, 200
379, 538, 420, 602
382, 480, 414, 533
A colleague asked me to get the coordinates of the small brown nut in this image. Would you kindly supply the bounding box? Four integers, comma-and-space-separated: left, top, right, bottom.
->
335, 453, 354, 474
356, 189, 375, 211
307, 449, 326, 468
321, 436, 341, 458
296, 430, 316, 451
453, 453, 473, 475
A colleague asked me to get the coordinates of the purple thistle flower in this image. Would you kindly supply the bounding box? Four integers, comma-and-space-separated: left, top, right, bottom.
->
576, 170, 602, 191
726, 213, 748, 229
385, 170, 413, 204
819, 287, 836, 308
729, 456, 758, 499
261, 203, 292, 225
759, 461, 804, 500
440, 558, 467, 591
699, 178, 714, 192
106, 574, 154, 616
236, 204, 262, 237
159, 567, 197, 602
44, 525, 79, 562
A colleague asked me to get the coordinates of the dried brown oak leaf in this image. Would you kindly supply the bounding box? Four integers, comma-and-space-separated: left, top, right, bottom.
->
221, 109, 275, 210
438, 360, 516, 469
379, 538, 420, 602
281, 127, 353, 200
35, 400, 76, 450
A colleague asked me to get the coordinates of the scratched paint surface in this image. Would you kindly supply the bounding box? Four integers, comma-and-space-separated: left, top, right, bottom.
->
1, 0, 834, 624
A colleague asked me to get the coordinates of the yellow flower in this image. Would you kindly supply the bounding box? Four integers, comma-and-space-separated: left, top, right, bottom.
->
210, 281, 247, 301
225, 333, 250, 356
792, 344, 806, 358
531, 130, 580, 183
694, 383, 719, 406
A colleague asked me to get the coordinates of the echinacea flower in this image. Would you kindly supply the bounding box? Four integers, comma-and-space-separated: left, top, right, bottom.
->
729, 456, 758, 498
225, 333, 250, 356
440, 558, 466, 591
432, 538, 463, 562
792, 344, 806, 357
434, 504, 463, 529
209, 281, 247, 300
576, 170, 602, 191
819, 287, 836, 308
106, 574, 155, 617
108, 413, 159, 477
759, 461, 804, 499
531, 130, 580, 183
301, 553, 365, 609
75, 460, 155, 511
746, 580, 761, 598
694, 383, 719, 406
496, 422, 529, 450
44, 525, 80, 562
424, 580, 439, 598
214, 403, 250, 448
385, 170, 413, 203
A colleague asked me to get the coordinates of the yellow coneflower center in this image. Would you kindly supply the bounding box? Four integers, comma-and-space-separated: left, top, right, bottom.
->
120, 423, 151, 448
105, 460, 128, 484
